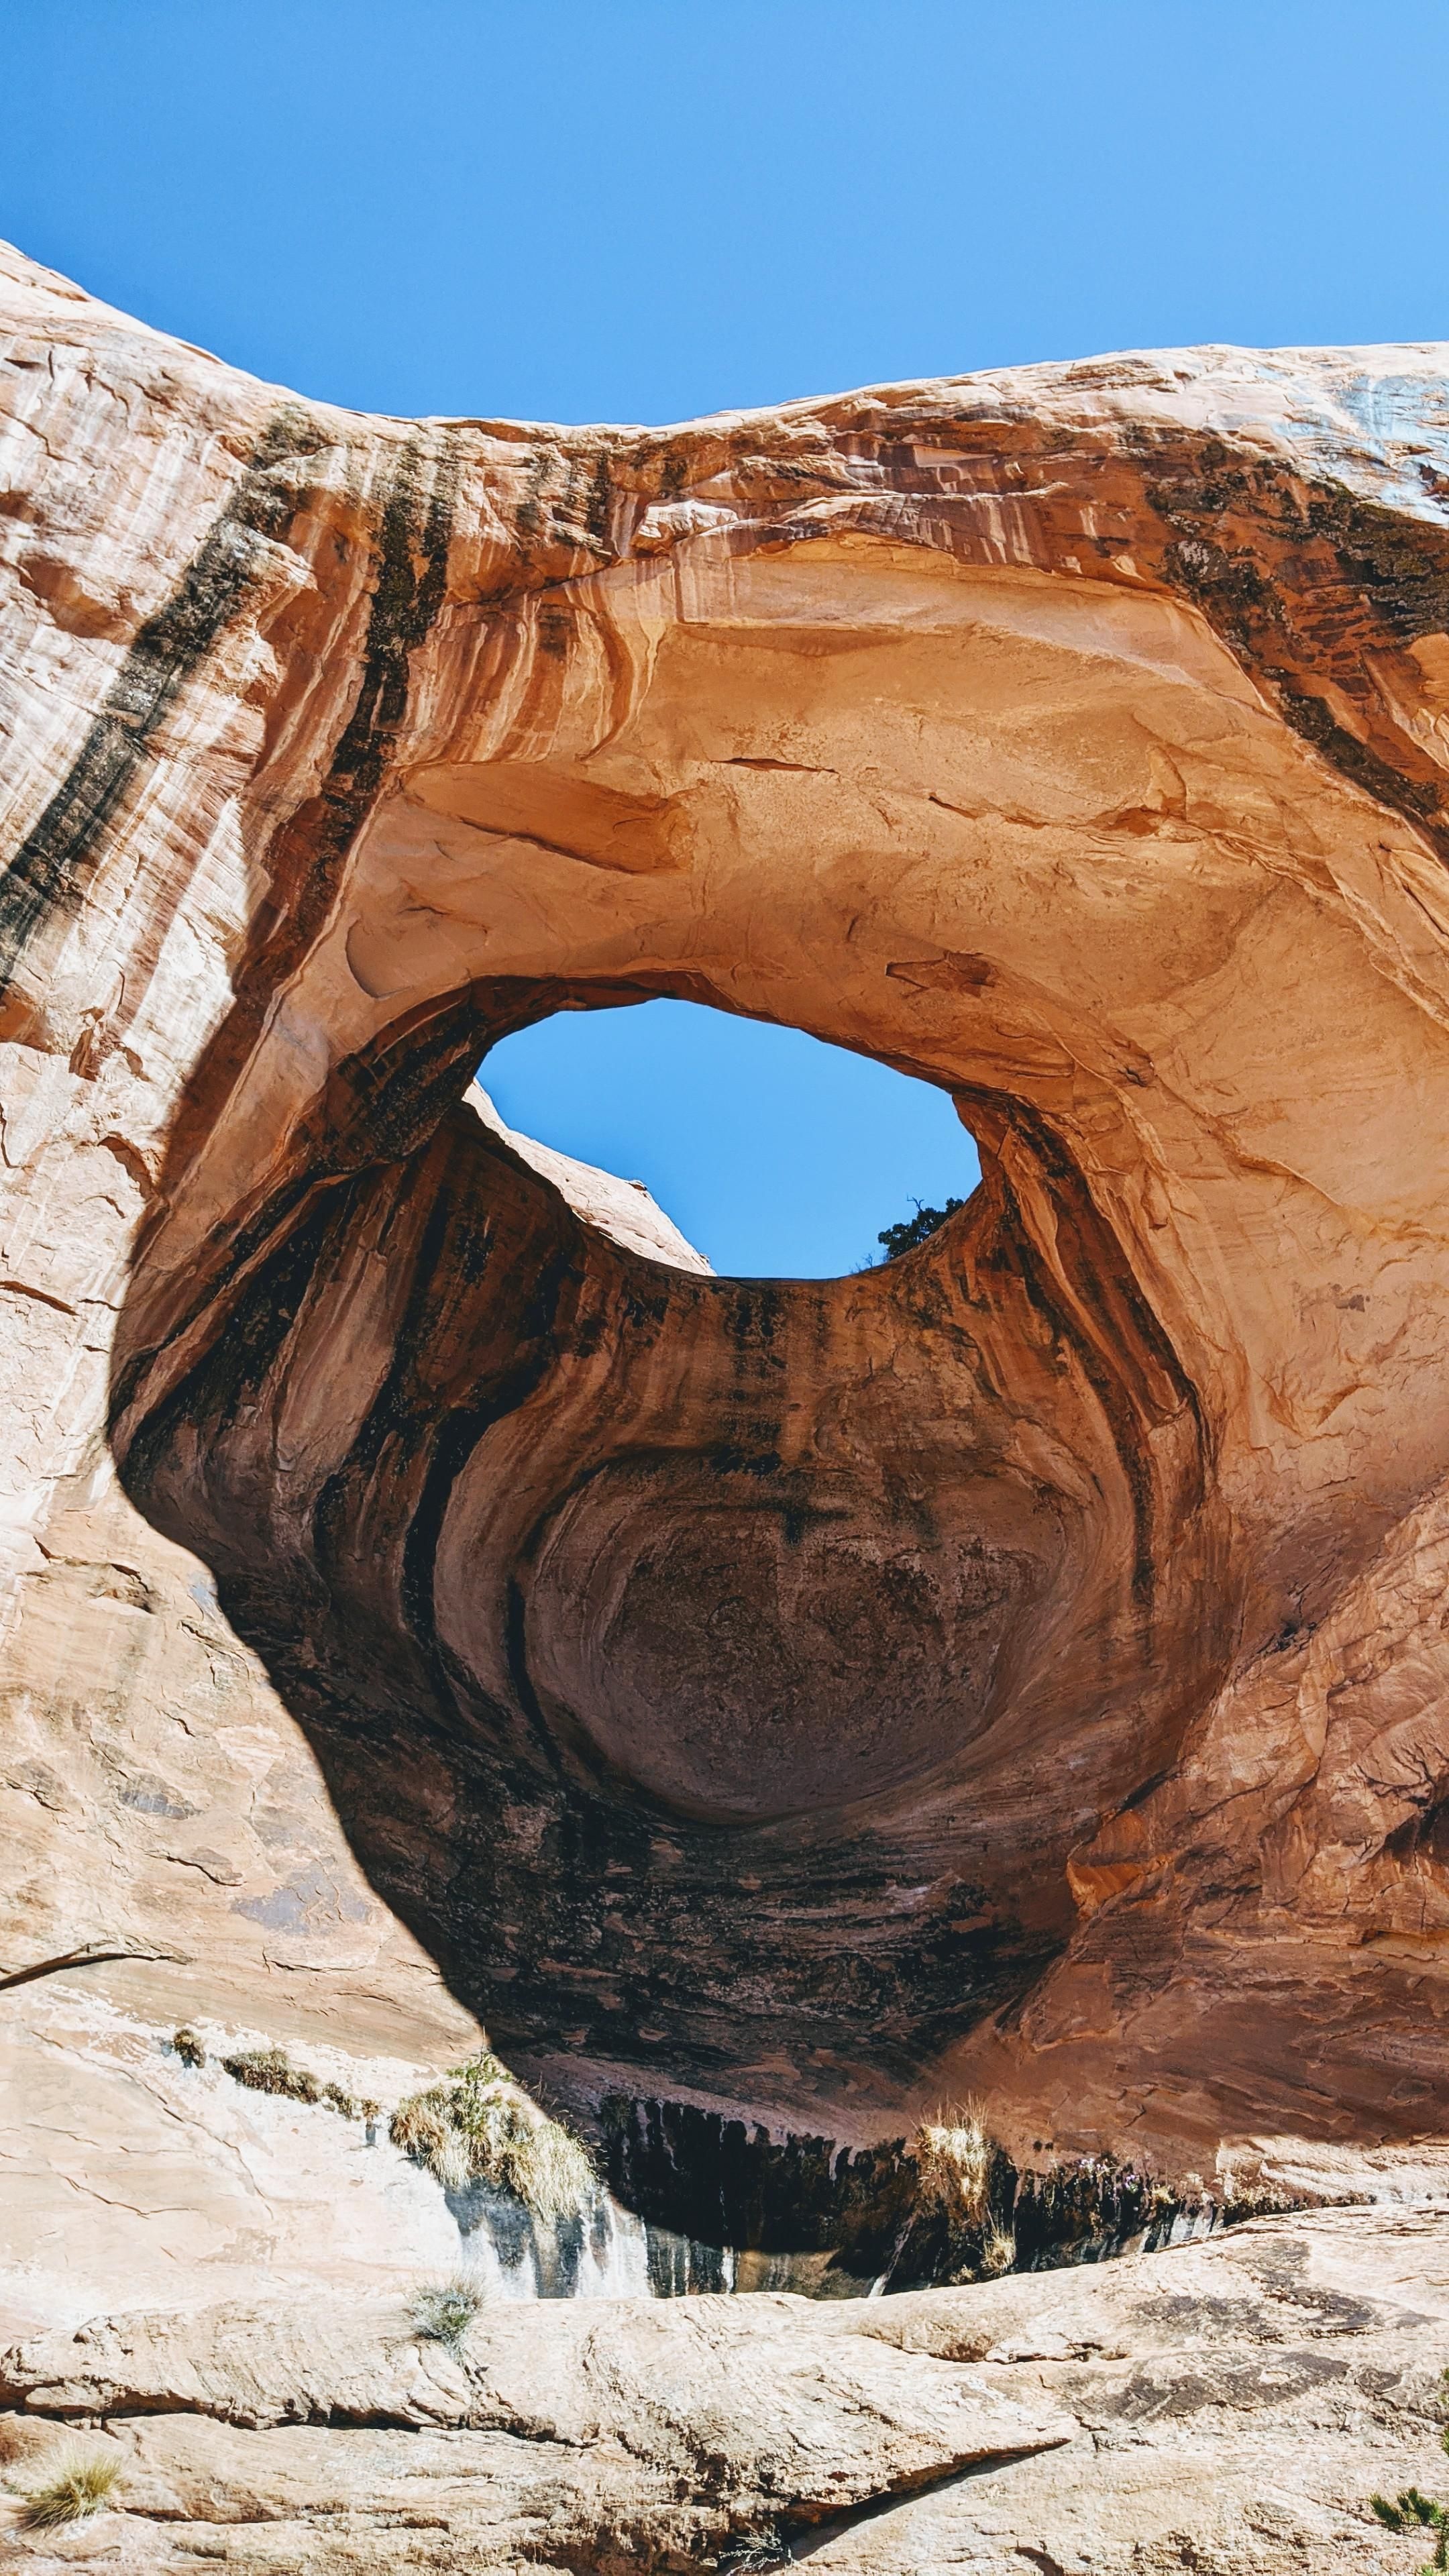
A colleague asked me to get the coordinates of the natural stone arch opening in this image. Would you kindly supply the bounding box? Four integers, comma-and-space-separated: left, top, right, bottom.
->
80, 347, 1449, 2168
476, 995, 981, 1281
463, 1022, 1023, 1830
110, 537, 1235, 2135
461, 996, 994, 1825
118, 938, 1210, 2112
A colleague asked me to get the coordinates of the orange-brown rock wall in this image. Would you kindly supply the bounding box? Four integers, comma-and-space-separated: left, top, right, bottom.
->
3, 237, 1449, 2180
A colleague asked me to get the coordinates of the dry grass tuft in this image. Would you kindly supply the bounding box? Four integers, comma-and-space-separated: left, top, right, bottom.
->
720, 2526, 796, 2570
17, 2449, 123, 2528
219, 2045, 366, 2119
171, 2025, 206, 2070
409, 2272, 484, 2352
221, 2044, 321, 2104
979, 2224, 1017, 2275
912, 2102, 993, 2224
390, 2053, 596, 2220
504, 2116, 596, 2224
390, 2096, 455, 2177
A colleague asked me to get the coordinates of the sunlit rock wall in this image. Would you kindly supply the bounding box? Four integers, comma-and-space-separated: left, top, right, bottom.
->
3, 233, 1449, 2295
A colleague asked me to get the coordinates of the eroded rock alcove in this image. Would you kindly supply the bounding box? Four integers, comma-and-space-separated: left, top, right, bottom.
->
107, 485, 1228, 2139
4, 240, 1449, 2211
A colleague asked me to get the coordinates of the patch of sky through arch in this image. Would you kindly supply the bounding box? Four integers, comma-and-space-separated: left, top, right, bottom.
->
481, 1001, 980, 1281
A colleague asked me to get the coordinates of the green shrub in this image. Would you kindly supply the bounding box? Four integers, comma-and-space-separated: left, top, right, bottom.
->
1370, 2372, 1449, 2570
877, 1197, 966, 1261
17, 2448, 123, 2527
1371, 2489, 1449, 2571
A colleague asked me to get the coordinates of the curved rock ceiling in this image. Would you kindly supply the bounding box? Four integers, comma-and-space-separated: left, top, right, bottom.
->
4, 237, 1449, 2159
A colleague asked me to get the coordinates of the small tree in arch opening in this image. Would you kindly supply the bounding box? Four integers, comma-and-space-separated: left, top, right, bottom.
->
877, 1197, 965, 1262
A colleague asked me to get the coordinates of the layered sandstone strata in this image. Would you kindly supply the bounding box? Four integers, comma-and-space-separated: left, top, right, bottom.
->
1, 238, 1448, 2219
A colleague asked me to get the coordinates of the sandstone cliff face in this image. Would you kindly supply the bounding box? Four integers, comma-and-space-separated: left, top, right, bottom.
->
2, 237, 1449, 2228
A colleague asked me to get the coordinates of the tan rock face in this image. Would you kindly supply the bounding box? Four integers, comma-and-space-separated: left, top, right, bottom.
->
1, 2208, 1446, 2571
3, 237, 1449, 2174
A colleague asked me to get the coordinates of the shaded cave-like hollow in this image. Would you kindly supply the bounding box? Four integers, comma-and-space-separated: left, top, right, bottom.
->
111, 543, 1239, 2168
116, 955, 1212, 2157
454, 997, 1010, 1829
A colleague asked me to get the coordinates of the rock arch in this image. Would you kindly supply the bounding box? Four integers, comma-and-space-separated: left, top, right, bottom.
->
5, 241, 1449, 2159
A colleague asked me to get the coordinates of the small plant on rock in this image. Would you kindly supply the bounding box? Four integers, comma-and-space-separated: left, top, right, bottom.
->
217, 2043, 372, 2118
912, 2102, 993, 2224
391, 2052, 595, 2220
1371, 2371, 1449, 2571
221, 2043, 322, 2104
504, 2112, 598, 2222
877, 1197, 966, 1262
719, 2526, 796, 2571
17, 2447, 124, 2528
1371, 2487, 1449, 2571
980, 2224, 1017, 2276
409, 2272, 484, 2353
171, 2026, 206, 2069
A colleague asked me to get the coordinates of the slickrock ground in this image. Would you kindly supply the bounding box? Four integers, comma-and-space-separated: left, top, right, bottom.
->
0, 2206, 1446, 2571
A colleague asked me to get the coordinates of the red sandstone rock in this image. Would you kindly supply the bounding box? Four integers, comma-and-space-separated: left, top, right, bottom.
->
1, 237, 1448, 2234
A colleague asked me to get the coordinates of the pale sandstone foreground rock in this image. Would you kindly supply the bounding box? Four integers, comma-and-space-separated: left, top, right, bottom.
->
1, 2209, 1448, 2571
0, 1986, 521, 2348
1, 2281, 1072, 2569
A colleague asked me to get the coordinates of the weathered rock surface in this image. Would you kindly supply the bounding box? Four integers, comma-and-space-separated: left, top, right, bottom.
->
3, 231, 1449, 2282
2, 2208, 1447, 2569
0, 2279, 1073, 2567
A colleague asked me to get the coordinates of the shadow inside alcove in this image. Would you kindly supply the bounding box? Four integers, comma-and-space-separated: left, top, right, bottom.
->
108, 967, 1220, 2199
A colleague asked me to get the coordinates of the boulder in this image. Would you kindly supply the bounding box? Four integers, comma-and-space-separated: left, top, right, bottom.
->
2, 2275, 1071, 2568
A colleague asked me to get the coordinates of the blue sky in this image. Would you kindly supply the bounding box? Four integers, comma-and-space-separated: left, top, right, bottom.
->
7, 1, 1447, 1272
483, 1005, 977, 1277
